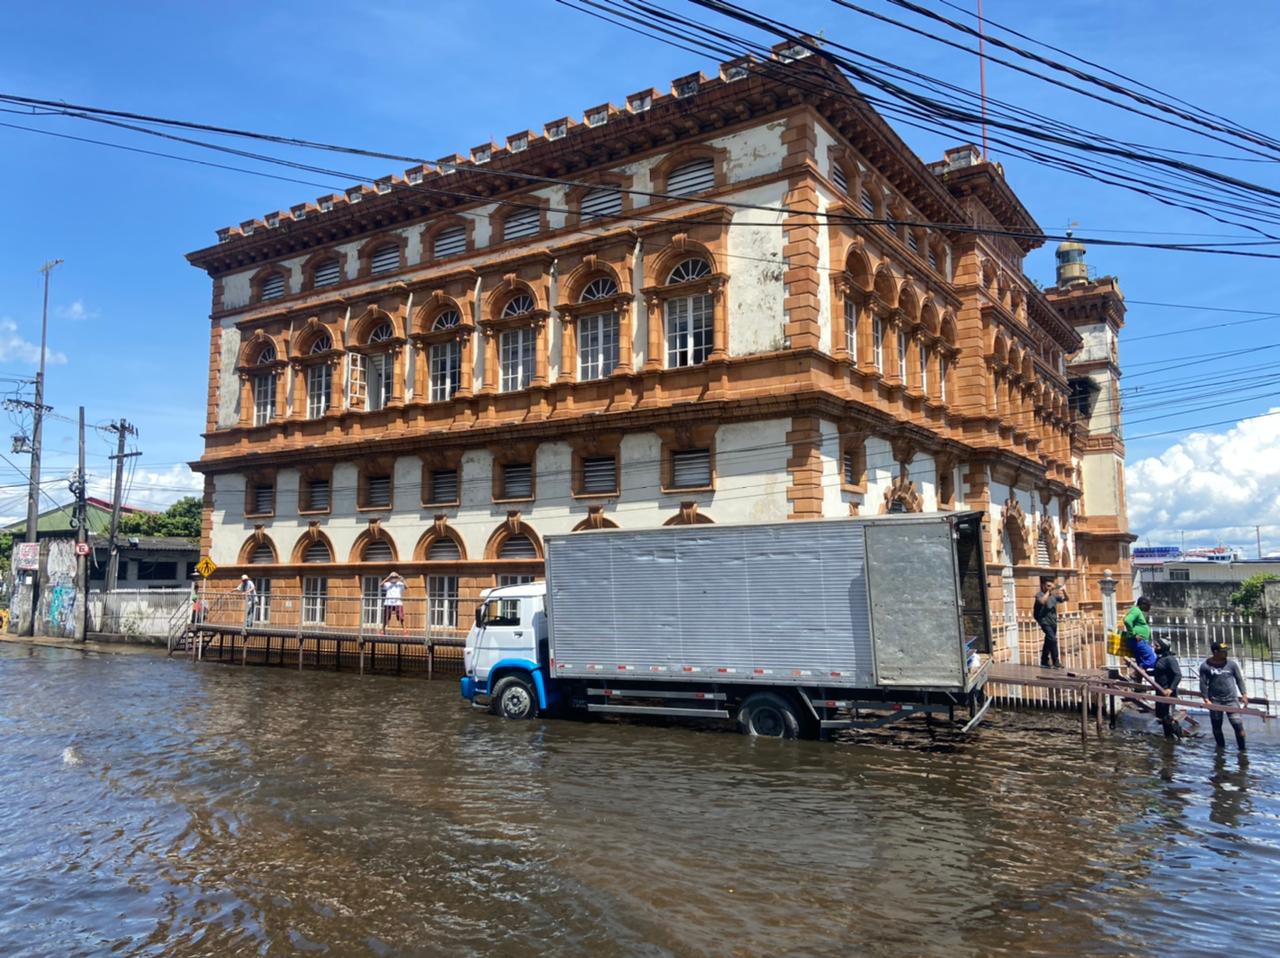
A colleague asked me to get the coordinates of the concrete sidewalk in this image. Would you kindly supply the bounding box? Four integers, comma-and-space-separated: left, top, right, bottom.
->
0, 633, 171, 657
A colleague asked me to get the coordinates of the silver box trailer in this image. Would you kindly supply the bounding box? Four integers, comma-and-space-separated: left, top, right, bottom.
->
544, 511, 991, 694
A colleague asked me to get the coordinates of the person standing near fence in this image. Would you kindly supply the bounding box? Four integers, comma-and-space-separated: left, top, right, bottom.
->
1034, 576, 1067, 669
237, 575, 256, 630
1200, 641, 1248, 751
1151, 633, 1184, 740
380, 572, 406, 635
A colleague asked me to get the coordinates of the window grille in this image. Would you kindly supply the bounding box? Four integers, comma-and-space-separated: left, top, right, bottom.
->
872, 317, 884, 372
260, 273, 286, 301
860, 187, 875, 215
428, 537, 461, 560
306, 364, 331, 418
430, 469, 459, 503
667, 258, 711, 284
251, 484, 274, 515
303, 576, 328, 624
306, 478, 330, 511
499, 534, 537, 559
503, 207, 540, 241
577, 312, 619, 381
666, 158, 715, 196
671, 448, 711, 488
580, 277, 618, 302
843, 299, 857, 361
363, 539, 394, 562
361, 575, 381, 627
250, 543, 275, 564
581, 456, 617, 494
503, 463, 533, 499
365, 475, 392, 508
256, 344, 277, 365
832, 164, 849, 194
433, 225, 466, 259
368, 322, 394, 343
430, 340, 461, 402
428, 576, 459, 628
502, 293, 535, 318
665, 294, 713, 368
433, 309, 461, 331
500, 327, 535, 392
370, 243, 400, 274
580, 187, 622, 221
253, 373, 275, 426
303, 541, 331, 563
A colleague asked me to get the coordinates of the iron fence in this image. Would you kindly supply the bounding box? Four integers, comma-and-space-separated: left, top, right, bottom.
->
1150, 611, 1279, 716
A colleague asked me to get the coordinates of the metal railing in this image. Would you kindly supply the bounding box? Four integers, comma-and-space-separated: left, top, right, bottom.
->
1150, 611, 1279, 716
90, 588, 193, 639
987, 611, 1106, 710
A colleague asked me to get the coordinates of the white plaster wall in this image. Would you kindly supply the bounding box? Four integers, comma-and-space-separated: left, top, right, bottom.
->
711, 120, 788, 183
400, 224, 422, 266
1082, 454, 1121, 516
216, 318, 242, 429
631, 240, 647, 368
220, 272, 253, 311
815, 186, 834, 353
814, 121, 837, 181
726, 181, 787, 356
820, 419, 847, 517
466, 203, 496, 248
335, 240, 362, 281
1075, 322, 1110, 363
863, 436, 896, 510
542, 185, 568, 231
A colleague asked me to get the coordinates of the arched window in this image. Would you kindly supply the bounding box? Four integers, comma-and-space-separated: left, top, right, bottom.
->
433, 225, 466, 259
363, 539, 394, 563
843, 298, 858, 361
368, 321, 394, 343
312, 256, 342, 288
577, 278, 620, 381
260, 272, 286, 302
303, 540, 332, 563
581, 277, 618, 302
666, 158, 715, 196
918, 342, 928, 395
252, 344, 278, 427
249, 542, 275, 564
370, 242, 401, 275
310, 334, 332, 354
429, 309, 462, 403
872, 316, 884, 373
499, 534, 538, 559
664, 259, 713, 368
427, 537, 462, 560
501, 294, 536, 318
306, 334, 333, 419
349, 320, 396, 412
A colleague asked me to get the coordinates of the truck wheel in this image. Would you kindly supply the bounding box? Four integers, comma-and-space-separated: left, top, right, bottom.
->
492, 676, 537, 720
736, 692, 801, 739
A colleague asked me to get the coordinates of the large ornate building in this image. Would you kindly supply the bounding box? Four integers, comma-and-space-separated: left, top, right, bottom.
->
188, 42, 1133, 636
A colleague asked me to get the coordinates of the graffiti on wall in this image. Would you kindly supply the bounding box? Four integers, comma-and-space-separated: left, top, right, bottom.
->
38, 539, 78, 638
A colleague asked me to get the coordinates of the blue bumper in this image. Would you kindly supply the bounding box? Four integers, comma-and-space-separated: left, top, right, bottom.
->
460, 676, 477, 700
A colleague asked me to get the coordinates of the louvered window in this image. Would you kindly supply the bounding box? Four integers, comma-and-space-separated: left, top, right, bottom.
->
302, 577, 327, 623
665, 294, 713, 368
832, 164, 849, 194
433, 225, 466, 259
907, 231, 919, 252
370, 243, 400, 274
430, 469, 459, 503
306, 478, 330, 512
499, 534, 537, 559
666, 158, 714, 196
260, 273, 286, 301
428, 575, 458, 628
860, 187, 875, 215
428, 537, 462, 561
313, 257, 342, 287
303, 541, 332, 563
503, 207, 540, 241
502, 463, 533, 500
365, 475, 392, 508
250, 543, 275, 564
843, 299, 857, 361
580, 187, 622, 221
671, 448, 711, 489
363, 539, 394, 562
500, 327, 535, 392
581, 456, 617, 494
842, 450, 861, 486
1036, 532, 1052, 566
577, 313, 619, 381
251, 484, 274, 515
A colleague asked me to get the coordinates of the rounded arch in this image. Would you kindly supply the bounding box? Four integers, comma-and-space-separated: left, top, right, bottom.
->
422, 214, 473, 261
483, 277, 544, 323
572, 515, 620, 531
980, 259, 997, 294
1008, 344, 1024, 378
1021, 354, 1035, 381
237, 533, 279, 565
300, 248, 346, 291
843, 246, 873, 292
650, 142, 727, 196
414, 525, 469, 561
292, 317, 337, 356
561, 259, 627, 304
237, 330, 281, 368
351, 306, 400, 346
940, 311, 958, 346
414, 294, 468, 334
648, 238, 720, 288
356, 232, 407, 277
992, 332, 1009, 365
919, 300, 940, 335
872, 265, 898, 305
290, 530, 337, 564
348, 527, 400, 564
896, 283, 920, 325
484, 519, 545, 560
663, 503, 714, 526
250, 264, 290, 303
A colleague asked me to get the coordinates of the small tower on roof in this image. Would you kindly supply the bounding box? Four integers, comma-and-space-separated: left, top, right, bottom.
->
1055, 228, 1089, 288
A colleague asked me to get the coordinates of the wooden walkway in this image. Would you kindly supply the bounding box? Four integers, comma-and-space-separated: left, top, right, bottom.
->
183, 624, 465, 677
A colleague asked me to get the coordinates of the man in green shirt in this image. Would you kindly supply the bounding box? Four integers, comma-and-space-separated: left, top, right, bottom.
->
1122, 596, 1156, 671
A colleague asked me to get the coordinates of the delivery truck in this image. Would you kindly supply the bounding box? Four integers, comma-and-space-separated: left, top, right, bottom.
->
460, 511, 993, 738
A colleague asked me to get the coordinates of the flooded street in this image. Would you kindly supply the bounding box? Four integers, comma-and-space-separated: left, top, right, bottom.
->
1, 642, 1278, 957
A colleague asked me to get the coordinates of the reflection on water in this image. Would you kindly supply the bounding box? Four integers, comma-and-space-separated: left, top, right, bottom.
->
1, 643, 1278, 957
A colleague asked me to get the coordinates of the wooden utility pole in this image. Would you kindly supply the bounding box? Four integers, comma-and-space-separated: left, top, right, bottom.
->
104, 419, 140, 594
74, 407, 88, 642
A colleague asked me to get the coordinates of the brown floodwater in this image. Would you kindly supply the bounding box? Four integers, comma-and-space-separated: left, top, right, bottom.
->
1, 641, 1278, 957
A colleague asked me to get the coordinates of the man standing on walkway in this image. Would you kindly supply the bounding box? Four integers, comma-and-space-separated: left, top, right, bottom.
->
237, 574, 257, 631
380, 572, 406, 635
1199, 641, 1248, 751
1034, 576, 1067, 669
1123, 596, 1156, 671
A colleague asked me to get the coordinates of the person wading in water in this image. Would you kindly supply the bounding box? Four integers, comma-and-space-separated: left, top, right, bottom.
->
1199, 641, 1248, 751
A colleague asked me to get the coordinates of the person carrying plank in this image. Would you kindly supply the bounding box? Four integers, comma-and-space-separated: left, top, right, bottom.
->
1199, 641, 1248, 751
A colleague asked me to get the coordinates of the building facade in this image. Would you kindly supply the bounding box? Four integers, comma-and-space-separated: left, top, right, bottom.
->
188, 43, 1132, 635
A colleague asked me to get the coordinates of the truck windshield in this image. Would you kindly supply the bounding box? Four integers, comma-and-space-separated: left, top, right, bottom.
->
480, 597, 521, 627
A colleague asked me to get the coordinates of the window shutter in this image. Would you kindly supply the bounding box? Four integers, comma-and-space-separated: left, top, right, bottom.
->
366, 475, 392, 508
832, 165, 849, 194
250, 543, 275, 564
261, 273, 286, 301
308, 478, 331, 511
842, 451, 860, 486
499, 534, 538, 559
666, 159, 715, 196
304, 541, 331, 563
582, 456, 617, 494
431, 469, 459, 503
252, 484, 273, 514
860, 187, 875, 214
370, 243, 400, 274
907, 231, 919, 252
671, 448, 711, 488
580, 187, 622, 221
428, 537, 461, 560
1036, 532, 1051, 566
346, 352, 367, 410
433, 225, 466, 259
503, 207, 540, 241
503, 463, 533, 499
363, 539, 394, 562
313, 258, 342, 287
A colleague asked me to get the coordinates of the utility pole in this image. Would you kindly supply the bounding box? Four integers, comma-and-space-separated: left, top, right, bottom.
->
18, 258, 61, 636
73, 407, 88, 642
1258, 525, 1264, 560
104, 419, 140, 594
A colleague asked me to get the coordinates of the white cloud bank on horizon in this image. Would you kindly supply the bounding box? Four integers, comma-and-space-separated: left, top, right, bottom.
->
0, 318, 67, 365
86, 463, 202, 514
1126, 406, 1280, 555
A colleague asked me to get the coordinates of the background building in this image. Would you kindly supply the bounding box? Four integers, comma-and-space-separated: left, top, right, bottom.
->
188, 43, 1133, 634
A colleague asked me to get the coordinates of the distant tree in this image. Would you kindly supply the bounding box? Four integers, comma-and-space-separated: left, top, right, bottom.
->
119, 496, 202, 541
1229, 573, 1278, 617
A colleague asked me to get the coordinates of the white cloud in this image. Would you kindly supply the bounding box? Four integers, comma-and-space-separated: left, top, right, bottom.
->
56, 300, 97, 321
1126, 407, 1280, 555
0, 318, 67, 365
86, 463, 202, 513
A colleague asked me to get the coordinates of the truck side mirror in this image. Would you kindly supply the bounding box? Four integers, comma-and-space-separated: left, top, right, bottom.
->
475, 607, 484, 628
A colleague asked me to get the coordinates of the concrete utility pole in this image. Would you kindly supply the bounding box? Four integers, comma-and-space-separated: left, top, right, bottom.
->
104, 419, 140, 594
73, 407, 88, 642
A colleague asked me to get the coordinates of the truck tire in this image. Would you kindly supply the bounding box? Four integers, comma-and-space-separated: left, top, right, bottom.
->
492, 676, 537, 720
736, 692, 801, 739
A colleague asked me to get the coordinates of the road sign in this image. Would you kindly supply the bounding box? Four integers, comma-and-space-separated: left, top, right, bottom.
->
14, 542, 39, 571
196, 557, 217, 578
74, 542, 90, 557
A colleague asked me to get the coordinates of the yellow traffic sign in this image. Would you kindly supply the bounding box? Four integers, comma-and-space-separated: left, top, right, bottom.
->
195, 557, 217, 578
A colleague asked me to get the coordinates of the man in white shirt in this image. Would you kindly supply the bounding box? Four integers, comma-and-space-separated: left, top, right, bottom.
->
380, 572, 406, 634
237, 574, 257, 630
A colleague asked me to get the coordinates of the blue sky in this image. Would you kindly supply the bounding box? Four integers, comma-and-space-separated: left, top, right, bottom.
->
1, 1, 1277, 551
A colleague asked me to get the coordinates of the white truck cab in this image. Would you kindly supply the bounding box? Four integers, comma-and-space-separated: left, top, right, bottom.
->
461, 583, 552, 718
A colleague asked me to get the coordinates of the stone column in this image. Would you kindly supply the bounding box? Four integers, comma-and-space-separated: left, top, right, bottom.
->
481, 328, 498, 393
559, 314, 576, 383
644, 295, 663, 371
